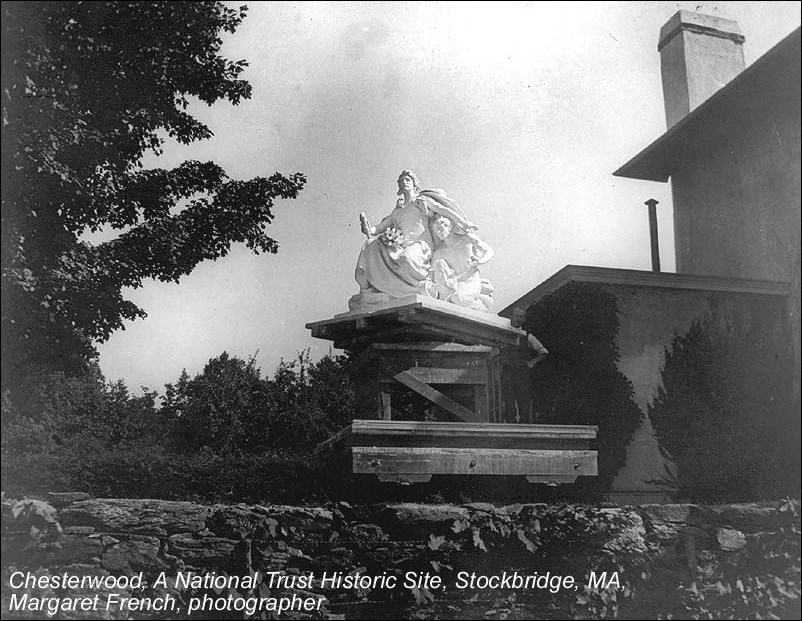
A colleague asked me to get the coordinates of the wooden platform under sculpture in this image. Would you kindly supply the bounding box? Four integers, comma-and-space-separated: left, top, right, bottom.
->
307, 296, 598, 484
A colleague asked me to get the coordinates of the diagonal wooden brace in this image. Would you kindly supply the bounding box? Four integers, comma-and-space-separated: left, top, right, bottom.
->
393, 370, 482, 423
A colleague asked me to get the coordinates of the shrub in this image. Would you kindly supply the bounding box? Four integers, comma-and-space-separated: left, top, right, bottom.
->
522, 282, 642, 493
2, 351, 355, 503
649, 318, 799, 501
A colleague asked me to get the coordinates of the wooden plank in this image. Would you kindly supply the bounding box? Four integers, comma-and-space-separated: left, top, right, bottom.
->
421, 313, 522, 345
313, 420, 599, 466
376, 474, 432, 484
415, 296, 521, 330
334, 327, 415, 351
526, 475, 580, 484
376, 351, 494, 373
350, 419, 598, 439
320, 295, 518, 331
396, 313, 519, 348
404, 366, 485, 384
309, 297, 424, 327
352, 447, 597, 478
474, 363, 489, 420
474, 385, 487, 420
381, 391, 392, 420
348, 433, 593, 451
393, 370, 483, 423
308, 296, 526, 350
310, 325, 331, 339
313, 424, 353, 456
371, 342, 495, 353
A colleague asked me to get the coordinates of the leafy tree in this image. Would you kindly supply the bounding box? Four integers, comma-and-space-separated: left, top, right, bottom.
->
0, 361, 162, 494
0, 364, 108, 458
166, 352, 268, 454
1, 2, 306, 387
263, 350, 357, 449
165, 350, 358, 454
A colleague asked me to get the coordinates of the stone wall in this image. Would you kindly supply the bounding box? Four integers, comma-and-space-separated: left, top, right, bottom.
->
2, 494, 799, 619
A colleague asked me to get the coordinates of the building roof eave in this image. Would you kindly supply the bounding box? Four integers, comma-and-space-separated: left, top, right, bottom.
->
499, 265, 791, 317
614, 27, 801, 183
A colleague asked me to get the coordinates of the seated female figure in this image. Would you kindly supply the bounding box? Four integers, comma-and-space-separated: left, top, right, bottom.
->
350, 170, 477, 310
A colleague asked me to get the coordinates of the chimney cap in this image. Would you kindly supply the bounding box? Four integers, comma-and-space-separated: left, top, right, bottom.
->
659, 10, 744, 51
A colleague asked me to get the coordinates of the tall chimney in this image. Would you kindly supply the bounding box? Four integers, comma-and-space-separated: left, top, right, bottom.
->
658, 11, 745, 128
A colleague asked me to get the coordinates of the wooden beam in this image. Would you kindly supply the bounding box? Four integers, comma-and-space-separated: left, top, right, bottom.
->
370, 342, 494, 353
381, 391, 392, 420
312, 420, 598, 455
526, 475, 580, 484
474, 384, 488, 420
376, 474, 432, 484
393, 370, 483, 423
421, 313, 521, 347
404, 366, 485, 385
308, 296, 526, 349
310, 325, 330, 339
313, 424, 352, 456
352, 447, 597, 478
348, 434, 592, 450
334, 327, 413, 350
351, 419, 598, 439
394, 314, 517, 347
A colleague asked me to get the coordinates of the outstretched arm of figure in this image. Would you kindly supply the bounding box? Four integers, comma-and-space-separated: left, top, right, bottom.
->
373, 212, 395, 235
360, 212, 394, 238
359, 211, 375, 239
467, 232, 495, 265
359, 212, 374, 237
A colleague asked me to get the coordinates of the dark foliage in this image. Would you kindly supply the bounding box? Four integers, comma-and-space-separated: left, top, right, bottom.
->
1, 1, 306, 388
164, 350, 357, 454
522, 282, 642, 493
0, 362, 160, 458
649, 317, 800, 501
1, 351, 355, 504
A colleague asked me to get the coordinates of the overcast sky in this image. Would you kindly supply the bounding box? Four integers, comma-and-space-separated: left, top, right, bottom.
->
94, 1, 801, 391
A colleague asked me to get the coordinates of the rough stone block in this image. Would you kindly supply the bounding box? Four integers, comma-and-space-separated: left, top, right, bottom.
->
61, 499, 212, 534
47, 492, 92, 507
716, 527, 747, 551
380, 503, 470, 539
463, 502, 497, 514
707, 503, 788, 532
600, 509, 648, 553
8, 499, 60, 532
167, 533, 237, 569
638, 504, 698, 524
255, 505, 334, 534
101, 536, 165, 573
342, 523, 388, 550
26, 535, 103, 567
208, 505, 274, 540
502, 503, 549, 520
63, 526, 96, 536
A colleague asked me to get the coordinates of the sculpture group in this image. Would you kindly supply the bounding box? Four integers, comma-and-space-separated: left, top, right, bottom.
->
350, 170, 495, 312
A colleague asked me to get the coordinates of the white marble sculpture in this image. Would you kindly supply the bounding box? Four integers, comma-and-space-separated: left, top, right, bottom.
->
350, 170, 495, 312
430, 216, 495, 312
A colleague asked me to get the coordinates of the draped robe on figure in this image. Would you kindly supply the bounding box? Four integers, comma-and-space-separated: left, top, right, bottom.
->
354, 189, 476, 301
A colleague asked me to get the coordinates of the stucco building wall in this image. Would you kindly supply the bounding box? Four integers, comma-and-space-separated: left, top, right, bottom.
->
672, 96, 801, 282
601, 282, 789, 500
